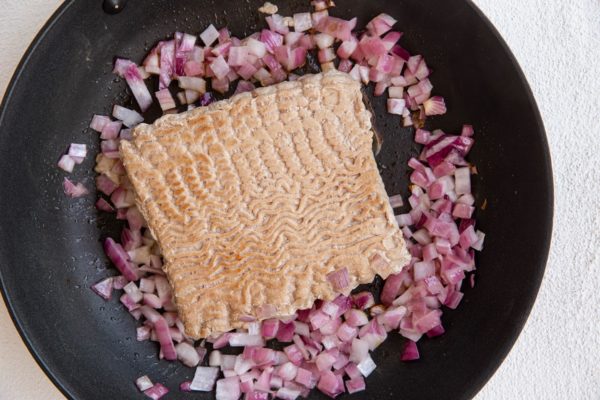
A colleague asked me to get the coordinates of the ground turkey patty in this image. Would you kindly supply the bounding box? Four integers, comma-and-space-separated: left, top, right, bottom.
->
120, 71, 410, 339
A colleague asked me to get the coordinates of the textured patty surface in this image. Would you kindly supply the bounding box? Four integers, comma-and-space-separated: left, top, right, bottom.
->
120, 72, 410, 339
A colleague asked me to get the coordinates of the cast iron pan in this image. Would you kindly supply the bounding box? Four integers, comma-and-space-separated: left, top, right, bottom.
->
0, 0, 553, 399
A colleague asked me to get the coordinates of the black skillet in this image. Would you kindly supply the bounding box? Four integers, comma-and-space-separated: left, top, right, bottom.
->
0, 0, 553, 399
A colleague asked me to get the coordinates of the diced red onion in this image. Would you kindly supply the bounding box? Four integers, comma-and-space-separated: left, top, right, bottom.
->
63, 178, 89, 198
190, 366, 219, 391
135, 375, 154, 392
143, 383, 169, 400
91, 277, 113, 301
141, 293, 161, 309
154, 317, 177, 360
123, 281, 143, 303
354, 355, 376, 378
454, 167, 471, 195
95, 198, 114, 213
136, 325, 151, 341
200, 24, 220, 47
293, 13, 313, 32
315, 16, 356, 41
100, 120, 122, 140
386, 97, 406, 116
276, 321, 295, 342
104, 237, 139, 281
284, 344, 305, 366
276, 386, 301, 400
317, 370, 343, 398
112, 105, 144, 128
366, 13, 397, 37
176, 342, 201, 367
57, 155, 75, 173
293, 367, 315, 388
89, 114, 111, 132
114, 59, 153, 112
155, 89, 175, 111
337, 37, 358, 59
345, 376, 366, 394
178, 381, 192, 392
423, 96, 447, 116
351, 292, 374, 310
326, 267, 349, 292
461, 124, 475, 137
229, 333, 265, 347
119, 293, 139, 312
313, 33, 334, 49
234, 80, 256, 95
343, 309, 368, 327
348, 338, 369, 364
67, 143, 87, 159
215, 377, 241, 400
401, 340, 420, 361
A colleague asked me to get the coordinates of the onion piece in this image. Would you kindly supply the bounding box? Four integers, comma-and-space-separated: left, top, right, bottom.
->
349, 338, 369, 363
234, 80, 256, 94
114, 59, 153, 112
154, 317, 177, 360
179, 381, 192, 392
176, 342, 201, 367
120, 293, 139, 311
57, 155, 75, 173
216, 377, 241, 400
135, 375, 154, 392
277, 321, 296, 342
454, 167, 471, 195
423, 96, 447, 116
317, 370, 344, 398
95, 198, 114, 212
315, 16, 356, 41
200, 24, 220, 46
123, 281, 143, 303
89, 115, 111, 132
343, 376, 365, 394
103, 238, 139, 281
266, 14, 290, 35
68, 143, 87, 159
63, 178, 89, 198
143, 383, 169, 400
337, 37, 358, 59
112, 105, 144, 128
295, 367, 316, 388
229, 333, 265, 347
155, 89, 176, 111
101, 121, 122, 140
314, 33, 334, 49
326, 267, 350, 292
366, 13, 397, 37
293, 13, 313, 32
351, 292, 374, 310
356, 355, 376, 377
91, 277, 113, 300
401, 340, 420, 361
261, 318, 279, 339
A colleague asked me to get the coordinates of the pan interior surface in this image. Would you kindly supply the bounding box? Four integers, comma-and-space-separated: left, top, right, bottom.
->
0, 0, 552, 399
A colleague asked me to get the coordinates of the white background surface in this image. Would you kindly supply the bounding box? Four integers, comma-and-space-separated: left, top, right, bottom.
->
1, 1, 598, 399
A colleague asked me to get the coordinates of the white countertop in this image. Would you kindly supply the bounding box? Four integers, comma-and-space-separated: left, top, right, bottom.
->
1, 1, 598, 399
